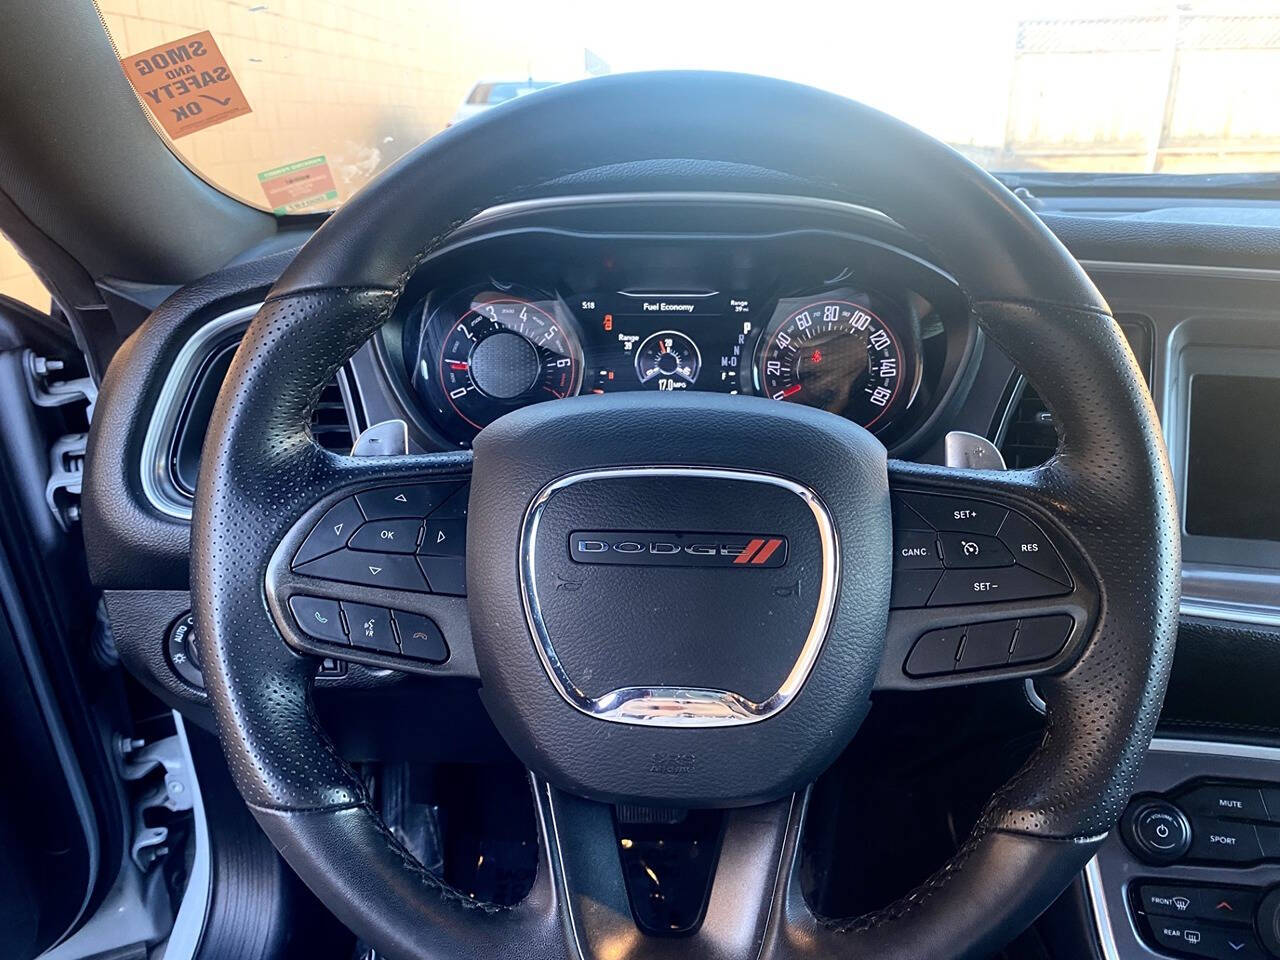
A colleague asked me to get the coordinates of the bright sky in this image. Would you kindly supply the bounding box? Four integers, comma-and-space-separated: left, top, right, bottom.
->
480, 0, 1274, 148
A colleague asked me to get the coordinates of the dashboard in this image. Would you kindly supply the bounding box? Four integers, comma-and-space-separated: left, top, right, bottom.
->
378, 197, 975, 452
79, 188, 1280, 960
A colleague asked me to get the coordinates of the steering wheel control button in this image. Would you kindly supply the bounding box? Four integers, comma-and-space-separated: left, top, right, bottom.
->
391, 611, 449, 663
420, 519, 466, 557
891, 494, 931, 531
288, 596, 348, 644
293, 496, 365, 567
996, 511, 1072, 586
893, 530, 940, 569
1008, 615, 1073, 665
890, 569, 942, 609
1127, 801, 1193, 864
1182, 784, 1269, 822
905, 627, 962, 676
418, 556, 466, 596
429, 481, 469, 520
166, 612, 204, 688
356, 482, 458, 520
341, 603, 397, 654
348, 519, 422, 554
927, 566, 1070, 606
900, 492, 1007, 535
957, 620, 1017, 671
295, 550, 429, 592
938, 532, 1014, 568
1188, 819, 1263, 864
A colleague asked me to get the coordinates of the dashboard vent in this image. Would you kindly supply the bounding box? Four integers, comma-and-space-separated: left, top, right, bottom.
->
995, 314, 1153, 469
310, 368, 360, 453
998, 382, 1056, 469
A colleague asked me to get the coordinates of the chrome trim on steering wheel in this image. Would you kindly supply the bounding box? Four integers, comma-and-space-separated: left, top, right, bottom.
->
518, 465, 839, 728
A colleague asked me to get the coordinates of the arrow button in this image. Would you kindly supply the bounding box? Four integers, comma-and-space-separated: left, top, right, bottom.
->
294, 550, 428, 592
293, 497, 364, 567
420, 519, 466, 557
356, 482, 459, 519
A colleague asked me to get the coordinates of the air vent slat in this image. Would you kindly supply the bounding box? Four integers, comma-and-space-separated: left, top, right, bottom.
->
996, 313, 1153, 470
310, 376, 356, 453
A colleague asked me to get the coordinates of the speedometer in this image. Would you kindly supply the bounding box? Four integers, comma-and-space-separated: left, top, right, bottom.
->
757, 297, 908, 430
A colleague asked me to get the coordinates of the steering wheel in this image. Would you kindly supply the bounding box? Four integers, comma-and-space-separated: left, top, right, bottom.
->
191, 72, 1179, 960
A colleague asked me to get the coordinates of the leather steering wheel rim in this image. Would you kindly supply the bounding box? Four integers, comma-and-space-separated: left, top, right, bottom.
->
192, 71, 1180, 960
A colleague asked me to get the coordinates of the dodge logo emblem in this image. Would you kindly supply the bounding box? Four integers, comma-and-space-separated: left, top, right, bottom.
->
569, 531, 788, 568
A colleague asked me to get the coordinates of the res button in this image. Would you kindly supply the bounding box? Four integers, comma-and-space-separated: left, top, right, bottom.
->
996, 511, 1071, 586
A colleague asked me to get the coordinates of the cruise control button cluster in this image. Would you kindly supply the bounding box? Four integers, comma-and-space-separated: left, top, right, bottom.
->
891, 492, 1072, 608
291, 481, 468, 596
289, 594, 449, 663
904, 615, 1073, 677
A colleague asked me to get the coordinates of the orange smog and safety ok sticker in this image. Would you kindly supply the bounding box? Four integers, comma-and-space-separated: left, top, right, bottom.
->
120, 30, 251, 139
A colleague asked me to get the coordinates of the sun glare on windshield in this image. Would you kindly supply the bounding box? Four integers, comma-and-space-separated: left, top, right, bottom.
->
97, 0, 1280, 213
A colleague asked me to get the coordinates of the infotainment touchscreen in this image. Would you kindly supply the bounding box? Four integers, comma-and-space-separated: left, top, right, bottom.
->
1184, 374, 1280, 542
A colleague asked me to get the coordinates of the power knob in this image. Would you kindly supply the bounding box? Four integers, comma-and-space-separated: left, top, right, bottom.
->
1123, 799, 1192, 865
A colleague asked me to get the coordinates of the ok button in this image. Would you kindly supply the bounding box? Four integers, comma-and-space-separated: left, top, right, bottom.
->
348, 519, 422, 554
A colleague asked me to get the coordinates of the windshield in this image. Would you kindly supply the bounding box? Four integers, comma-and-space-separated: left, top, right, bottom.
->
96, 0, 1280, 214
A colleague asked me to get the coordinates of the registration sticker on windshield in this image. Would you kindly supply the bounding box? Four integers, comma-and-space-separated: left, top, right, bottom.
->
257, 157, 339, 214
120, 30, 251, 139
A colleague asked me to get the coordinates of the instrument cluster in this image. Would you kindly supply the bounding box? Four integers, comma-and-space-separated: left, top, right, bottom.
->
407, 283, 925, 445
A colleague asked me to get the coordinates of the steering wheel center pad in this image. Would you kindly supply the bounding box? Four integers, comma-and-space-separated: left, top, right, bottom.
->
470, 391, 889, 806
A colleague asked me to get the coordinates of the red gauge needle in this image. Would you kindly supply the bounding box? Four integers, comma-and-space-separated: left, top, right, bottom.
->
781, 384, 803, 398
448, 361, 469, 371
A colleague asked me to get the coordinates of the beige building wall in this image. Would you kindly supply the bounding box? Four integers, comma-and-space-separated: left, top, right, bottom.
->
5, 5, 1280, 312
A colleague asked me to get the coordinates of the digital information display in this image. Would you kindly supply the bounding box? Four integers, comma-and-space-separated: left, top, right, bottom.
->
1184, 374, 1280, 542
571, 292, 757, 395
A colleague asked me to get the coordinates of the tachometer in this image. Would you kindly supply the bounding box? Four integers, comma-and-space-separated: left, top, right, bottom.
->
757, 297, 907, 429
432, 295, 580, 432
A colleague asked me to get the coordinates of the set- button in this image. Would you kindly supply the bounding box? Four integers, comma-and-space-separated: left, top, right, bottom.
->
890, 492, 1072, 608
